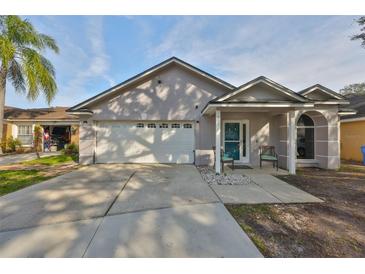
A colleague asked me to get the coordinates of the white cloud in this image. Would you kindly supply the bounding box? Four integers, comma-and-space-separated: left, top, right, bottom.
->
5, 16, 364, 109
150, 16, 365, 91
60, 17, 115, 103
5, 16, 115, 108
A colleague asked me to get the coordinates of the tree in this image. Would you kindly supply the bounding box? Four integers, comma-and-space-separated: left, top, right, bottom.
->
351, 16, 365, 47
340, 82, 365, 97
0, 16, 59, 153
33, 124, 42, 159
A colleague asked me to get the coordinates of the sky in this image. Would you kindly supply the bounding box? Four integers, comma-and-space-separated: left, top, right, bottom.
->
5, 16, 365, 108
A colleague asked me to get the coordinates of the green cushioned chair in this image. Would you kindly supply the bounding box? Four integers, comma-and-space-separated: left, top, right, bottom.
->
259, 146, 278, 171
212, 146, 234, 172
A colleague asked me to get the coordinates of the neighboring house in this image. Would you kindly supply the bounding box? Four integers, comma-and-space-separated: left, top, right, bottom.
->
3, 106, 79, 151
340, 94, 365, 162
67, 57, 354, 174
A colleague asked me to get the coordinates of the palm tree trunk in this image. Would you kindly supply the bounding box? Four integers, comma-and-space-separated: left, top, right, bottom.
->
0, 66, 7, 154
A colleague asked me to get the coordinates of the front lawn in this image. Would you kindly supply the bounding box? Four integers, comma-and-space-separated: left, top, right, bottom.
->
226, 163, 365, 257
22, 155, 77, 166
0, 154, 78, 196
0, 170, 53, 196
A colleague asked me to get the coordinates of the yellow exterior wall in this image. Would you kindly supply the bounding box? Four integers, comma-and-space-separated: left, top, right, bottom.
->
2, 123, 13, 141
340, 120, 365, 162
70, 125, 79, 145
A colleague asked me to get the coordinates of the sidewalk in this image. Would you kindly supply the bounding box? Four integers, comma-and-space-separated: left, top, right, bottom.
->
0, 152, 60, 165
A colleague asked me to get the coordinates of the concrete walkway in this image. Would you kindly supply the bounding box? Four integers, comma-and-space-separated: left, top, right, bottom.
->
0, 164, 262, 258
210, 173, 322, 204
0, 152, 60, 165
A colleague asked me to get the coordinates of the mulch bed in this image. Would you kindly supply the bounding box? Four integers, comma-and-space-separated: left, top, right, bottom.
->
197, 166, 251, 185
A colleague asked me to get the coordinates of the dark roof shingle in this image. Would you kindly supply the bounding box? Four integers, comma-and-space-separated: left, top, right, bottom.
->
341, 95, 365, 120
4, 106, 78, 121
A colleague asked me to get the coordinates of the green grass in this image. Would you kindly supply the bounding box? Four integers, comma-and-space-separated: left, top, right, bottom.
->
0, 170, 52, 196
22, 155, 77, 166
226, 204, 275, 256
228, 204, 273, 217
240, 223, 269, 255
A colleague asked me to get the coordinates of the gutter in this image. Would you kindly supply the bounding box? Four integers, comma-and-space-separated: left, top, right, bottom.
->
201, 102, 315, 114
340, 116, 365, 123
4, 119, 80, 122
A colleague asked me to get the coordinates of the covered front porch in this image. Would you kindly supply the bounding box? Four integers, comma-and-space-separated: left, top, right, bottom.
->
203, 105, 337, 175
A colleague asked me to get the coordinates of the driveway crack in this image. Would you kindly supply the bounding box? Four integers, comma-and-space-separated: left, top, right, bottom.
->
104, 171, 136, 216
81, 171, 136, 257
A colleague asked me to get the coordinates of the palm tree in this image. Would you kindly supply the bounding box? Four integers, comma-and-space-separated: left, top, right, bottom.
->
0, 16, 59, 153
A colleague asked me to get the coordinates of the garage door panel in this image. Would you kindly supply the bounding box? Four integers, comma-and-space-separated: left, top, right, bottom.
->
96, 122, 194, 163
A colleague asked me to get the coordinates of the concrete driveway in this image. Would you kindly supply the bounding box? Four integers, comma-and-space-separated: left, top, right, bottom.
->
0, 164, 262, 258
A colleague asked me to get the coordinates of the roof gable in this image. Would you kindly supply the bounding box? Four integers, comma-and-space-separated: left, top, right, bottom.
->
299, 84, 346, 101
68, 57, 235, 111
215, 76, 308, 103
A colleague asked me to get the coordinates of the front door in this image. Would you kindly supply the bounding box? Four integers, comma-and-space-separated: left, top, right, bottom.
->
223, 120, 249, 163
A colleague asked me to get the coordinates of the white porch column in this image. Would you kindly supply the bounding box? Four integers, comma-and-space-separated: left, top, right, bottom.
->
288, 110, 296, 174
215, 110, 221, 174
337, 118, 341, 169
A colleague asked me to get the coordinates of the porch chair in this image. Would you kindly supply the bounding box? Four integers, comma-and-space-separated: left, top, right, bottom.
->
212, 146, 234, 172
259, 146, 278, 171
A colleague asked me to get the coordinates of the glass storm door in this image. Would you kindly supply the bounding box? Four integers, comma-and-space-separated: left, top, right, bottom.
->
223, 121, 249, 163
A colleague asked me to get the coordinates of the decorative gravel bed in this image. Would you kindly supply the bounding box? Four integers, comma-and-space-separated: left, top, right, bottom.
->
197, 166, 251, 185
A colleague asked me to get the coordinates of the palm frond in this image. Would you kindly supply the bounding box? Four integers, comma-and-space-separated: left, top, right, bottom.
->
0, 35, 16, 68
21, 48, 39, 101
5, 16, 37, 47
21, 47, 57, 104
38, 34, 59, 53
0, 16, 6, 33
40, 55, 55, 77
7, 59, 25, 93
1, 15, 58, 105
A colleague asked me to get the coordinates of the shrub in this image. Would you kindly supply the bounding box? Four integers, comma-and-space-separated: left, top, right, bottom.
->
0, 139, 6, 153
63, 142, 79, 156
6, 136, 22, 152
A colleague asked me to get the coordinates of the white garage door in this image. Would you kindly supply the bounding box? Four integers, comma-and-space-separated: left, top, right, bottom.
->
96, 121, 195, 163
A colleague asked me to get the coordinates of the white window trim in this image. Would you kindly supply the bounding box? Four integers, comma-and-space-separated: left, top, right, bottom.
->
222, 119, 250, 164
296, 115, 316, 161
16, 124, 34, 146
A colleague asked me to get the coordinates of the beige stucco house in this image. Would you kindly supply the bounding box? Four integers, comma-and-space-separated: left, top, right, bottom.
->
68, 57, 354, 174
3, 106, 79, 151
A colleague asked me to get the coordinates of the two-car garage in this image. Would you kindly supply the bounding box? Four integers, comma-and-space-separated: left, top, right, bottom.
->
95, 121, 195, 164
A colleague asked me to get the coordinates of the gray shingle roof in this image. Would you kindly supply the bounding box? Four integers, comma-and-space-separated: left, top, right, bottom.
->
341, 94, 365, 120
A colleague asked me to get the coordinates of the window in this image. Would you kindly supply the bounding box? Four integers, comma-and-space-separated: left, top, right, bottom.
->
159, 123, 168, 128
17, 125, 33, 145
183, 123, 192, 129
147, 123, 156, 128
136, 123, 144, 128
297, 114, 314, 127
171, 123, 180, 128
296, 114, 314, 159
